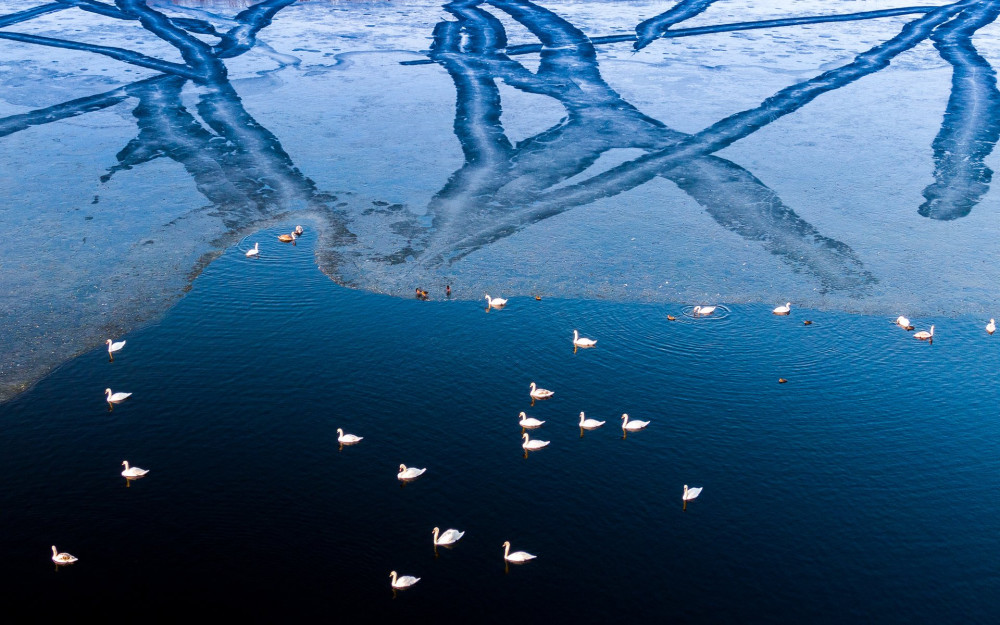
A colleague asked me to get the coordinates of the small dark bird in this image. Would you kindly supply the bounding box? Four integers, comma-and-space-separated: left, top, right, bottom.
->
803, 320, 812, 325
415, 288, 429, 300
446, 285, 451, 297
778, 378, 788, 384
535, 296, 542, 301
667, 315, 676, 321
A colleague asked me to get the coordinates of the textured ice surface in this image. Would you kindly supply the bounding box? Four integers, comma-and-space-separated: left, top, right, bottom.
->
2, 0, 999, 400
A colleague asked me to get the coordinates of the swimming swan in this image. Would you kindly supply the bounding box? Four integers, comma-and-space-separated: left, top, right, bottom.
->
336, 428, 363, 445
105, 388, 132, 404
621, 413, 650, 431
485, 294, 507, 308
398, 464, 427, 481
51, 546, 78, 565
518, 412, 545, 428
773, 302, 791, 315
913, 325, 934, 341
895, 315, 910, 327
529, 382, 554, 400
121, 460, 149, 478
578, 412, 605, 429
433, 527, 465, 546
106, 339, 126, 358
987, 319, 995, 335
277, 232, 297, 243
245, 242, 259, 258
502, 541, 536, 563
522, 432, 550, 451
573, 330, 597, 347
390, 571, 420, 589
692, 305, 717, 316
683, 484, 703, 501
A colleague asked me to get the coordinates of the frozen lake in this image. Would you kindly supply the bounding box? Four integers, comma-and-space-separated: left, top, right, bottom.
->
2, 0, 1000, 400
2, 1, 1000, 620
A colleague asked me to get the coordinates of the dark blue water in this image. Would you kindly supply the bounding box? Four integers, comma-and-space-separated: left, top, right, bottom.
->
2, 226, 999, 622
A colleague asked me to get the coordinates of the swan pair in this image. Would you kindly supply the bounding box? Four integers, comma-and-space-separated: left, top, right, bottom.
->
572, 330, 596, 348
121, 460, 149, 479
485, 294, 507, 309
529, 382, 554, 400
398, 464, 427, 481
245, 242, 259, 258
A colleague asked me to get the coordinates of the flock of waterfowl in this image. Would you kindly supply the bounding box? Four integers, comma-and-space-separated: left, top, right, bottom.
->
52, 232, 998, 585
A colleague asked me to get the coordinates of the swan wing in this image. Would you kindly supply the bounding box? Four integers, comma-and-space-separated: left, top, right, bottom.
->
439, 529, 464, 544
684, 486, 703, 500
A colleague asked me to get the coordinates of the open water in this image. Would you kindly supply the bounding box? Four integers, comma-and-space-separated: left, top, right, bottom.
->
2, 229, 999, 622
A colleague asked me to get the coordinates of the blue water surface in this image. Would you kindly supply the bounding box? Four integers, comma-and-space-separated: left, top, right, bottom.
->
1, 227, 998, 622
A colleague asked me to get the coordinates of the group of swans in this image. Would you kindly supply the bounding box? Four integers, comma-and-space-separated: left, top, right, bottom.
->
391, 536, 532, 589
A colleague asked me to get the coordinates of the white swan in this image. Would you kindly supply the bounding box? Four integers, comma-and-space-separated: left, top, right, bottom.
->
502, 541, 536, 563
336, 428, 363, 445
895, 315, 910, 328
529, 382, 554, 400
121, 460, 149, 478
683, 484, 703, 501
621, 413, 650, 431
245, 242, 259, 258
51, 545, 78, 565
573, 330, 597, 347
105, 338, 126, 356
105, 388, 132, 404
522, 432, 550, 451
692, 305, 717, 316
772, 302, 791, 315
390, 571, 420, 589
987, 319, 996, 335
433, 527, 465, 546
913, 325, 935, 341
518, 412, 545, 428
398, 464, 427, 481
485, 294, 507, 309
578, 412, 605, 429
294, 225, 304, 236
